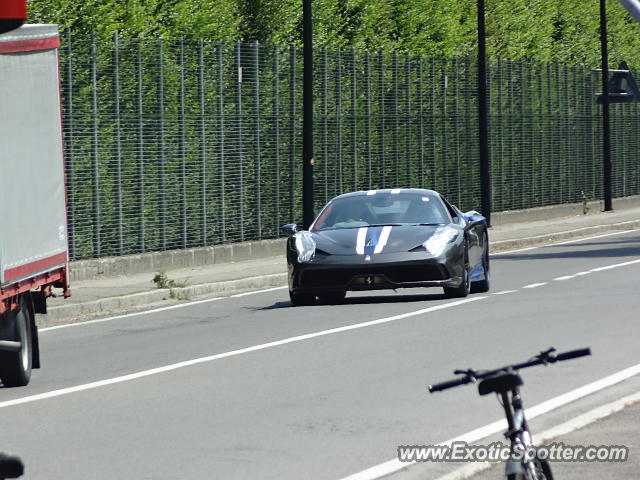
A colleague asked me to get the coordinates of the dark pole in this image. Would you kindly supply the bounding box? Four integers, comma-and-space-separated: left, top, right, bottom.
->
302, 0, 315, 228
477, 0, 492, 225
600, 0, 613, 211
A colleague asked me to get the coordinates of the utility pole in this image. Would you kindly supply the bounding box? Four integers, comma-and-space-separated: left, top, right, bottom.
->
302, 0, 315, 229
600, 0, 613, 211
477, 0, 492, 225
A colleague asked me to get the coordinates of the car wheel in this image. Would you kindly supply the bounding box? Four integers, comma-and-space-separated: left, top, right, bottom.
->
0, 294, 33, 387
470, 233, 490, 293
317, 291, 347, 304
289, 290, 316, 306
444, 248, 470, 298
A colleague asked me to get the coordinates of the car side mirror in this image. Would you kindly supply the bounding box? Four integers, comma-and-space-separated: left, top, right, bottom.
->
464, 219, 486, 232
280, 223, 298, 236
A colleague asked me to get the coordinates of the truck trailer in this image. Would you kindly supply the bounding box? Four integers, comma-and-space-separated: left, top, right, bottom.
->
0, 24, 69, 387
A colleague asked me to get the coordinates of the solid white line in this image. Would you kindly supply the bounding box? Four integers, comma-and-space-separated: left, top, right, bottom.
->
433, 390, 640, 480
551, 227, 640, 246
2, 297, 487, 409
553, 275, 575, 281
574, 271, 591, 276
338, 362, 640, 480
229, 286, 288, 298
492, 290, 518, 295
494, 227, 640, 256
522, 282, 547, 289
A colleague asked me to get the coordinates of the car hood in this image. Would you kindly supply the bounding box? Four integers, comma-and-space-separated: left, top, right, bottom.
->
310, 225, 460, 255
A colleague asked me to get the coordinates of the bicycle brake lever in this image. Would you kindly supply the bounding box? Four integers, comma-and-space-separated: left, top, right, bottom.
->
453, 369, 478, 382
536, 347, 557, 365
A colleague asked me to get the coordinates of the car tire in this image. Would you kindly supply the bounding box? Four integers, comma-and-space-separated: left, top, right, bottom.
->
0, 294, 33, 387
317, 291, 347, 304
289, 290, 316, 306
470, 233, 490, 293
444, 248, 470, 298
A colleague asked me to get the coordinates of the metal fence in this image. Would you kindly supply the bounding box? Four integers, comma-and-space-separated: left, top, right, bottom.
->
60, 33, 640, 260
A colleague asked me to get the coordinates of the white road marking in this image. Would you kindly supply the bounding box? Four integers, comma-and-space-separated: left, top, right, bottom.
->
339, 362, 640, 480
433, 389, 640, 480
3, 297, 487, 409
554, 275, 575, 281
492, 290, 518, 295
574, 271, 591, 276
522, 282, 547, 289
493, 227, 640, 256
590, 258, 640, 272
229, 286, 288, 298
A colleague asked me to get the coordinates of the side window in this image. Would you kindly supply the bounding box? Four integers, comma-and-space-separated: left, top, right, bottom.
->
440, 196, 460, 223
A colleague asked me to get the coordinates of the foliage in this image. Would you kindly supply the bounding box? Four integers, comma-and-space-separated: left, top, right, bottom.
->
27, 0, 640, 67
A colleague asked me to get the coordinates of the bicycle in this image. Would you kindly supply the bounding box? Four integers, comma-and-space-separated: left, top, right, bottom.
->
0, 453, 23, 479
428, 347, 591, 480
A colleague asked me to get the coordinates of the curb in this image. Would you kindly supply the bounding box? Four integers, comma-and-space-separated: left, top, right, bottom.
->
40, 218, 640, 325
40, 273, 287, 324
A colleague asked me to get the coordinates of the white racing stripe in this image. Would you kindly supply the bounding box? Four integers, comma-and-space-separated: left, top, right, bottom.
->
373, 226, 393, 254
339, 362, 640, 480
3, 297, 487, 409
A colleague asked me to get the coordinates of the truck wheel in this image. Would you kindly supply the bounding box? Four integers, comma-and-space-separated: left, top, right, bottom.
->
0, 294, 33, 387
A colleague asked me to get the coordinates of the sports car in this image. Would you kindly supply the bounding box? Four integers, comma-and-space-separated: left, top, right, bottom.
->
280, 188, 490, 305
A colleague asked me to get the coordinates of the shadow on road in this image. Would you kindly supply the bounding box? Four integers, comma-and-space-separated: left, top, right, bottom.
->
251, 292, 447, 310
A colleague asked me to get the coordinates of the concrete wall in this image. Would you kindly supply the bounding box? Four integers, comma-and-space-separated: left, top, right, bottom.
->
70, 195, 640, 282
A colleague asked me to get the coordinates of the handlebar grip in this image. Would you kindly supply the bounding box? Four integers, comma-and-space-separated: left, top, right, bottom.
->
556, 348, 591, 361
0, 453, 24, 479
428, 376, 469, 393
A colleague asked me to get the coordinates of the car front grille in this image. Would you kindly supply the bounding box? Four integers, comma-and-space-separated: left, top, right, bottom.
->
301, 264, 449, 288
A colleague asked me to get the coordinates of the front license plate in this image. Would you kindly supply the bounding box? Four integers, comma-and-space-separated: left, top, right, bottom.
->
353, 275, 385, 287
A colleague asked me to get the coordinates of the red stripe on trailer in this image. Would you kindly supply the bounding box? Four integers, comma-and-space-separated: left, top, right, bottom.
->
3, 251, 68, 283
0, 35, 60, 54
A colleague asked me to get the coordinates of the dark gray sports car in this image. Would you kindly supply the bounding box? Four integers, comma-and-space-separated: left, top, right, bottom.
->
281, 189, 490, 305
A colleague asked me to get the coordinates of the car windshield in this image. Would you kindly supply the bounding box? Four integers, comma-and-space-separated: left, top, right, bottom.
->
312, 192, 451, 231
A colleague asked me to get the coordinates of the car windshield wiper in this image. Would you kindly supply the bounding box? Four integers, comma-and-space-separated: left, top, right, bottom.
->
412, 222, 446, 226
366, 223, 405, 227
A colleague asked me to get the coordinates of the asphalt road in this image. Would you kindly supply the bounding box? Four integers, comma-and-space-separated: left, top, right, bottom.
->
1, 229, 639, 480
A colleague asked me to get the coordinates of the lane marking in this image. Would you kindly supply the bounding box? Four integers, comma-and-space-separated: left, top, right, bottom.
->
522, 282, 547, 289
434, 390, 640, 480
339, 362, 640, 480
591, 258, 640, 272
574, 271, 591, 276
492, 290, 517, 295
493, 227, 640, 256
229, 286, 288, 298
554, 275, 575, 281
40, 228, 640, 333
3, 297, 487, 409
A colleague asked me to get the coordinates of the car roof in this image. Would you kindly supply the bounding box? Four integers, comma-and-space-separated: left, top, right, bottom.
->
331, 188, 441, 201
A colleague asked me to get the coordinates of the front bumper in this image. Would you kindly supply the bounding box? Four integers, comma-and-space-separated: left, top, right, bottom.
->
288, 251, 464, 293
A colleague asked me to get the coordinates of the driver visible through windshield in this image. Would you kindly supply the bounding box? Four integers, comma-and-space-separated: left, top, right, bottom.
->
312, 192, 450, 231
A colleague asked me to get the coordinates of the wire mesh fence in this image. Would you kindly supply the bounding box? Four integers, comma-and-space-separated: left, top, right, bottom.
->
60, 32, 640, 260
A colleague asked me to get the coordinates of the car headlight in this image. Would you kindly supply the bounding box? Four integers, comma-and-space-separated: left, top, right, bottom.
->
294, 231, 317, 262
423, 227, 459, 256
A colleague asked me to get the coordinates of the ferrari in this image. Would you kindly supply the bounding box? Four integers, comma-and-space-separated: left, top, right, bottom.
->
281, 189, 490, 305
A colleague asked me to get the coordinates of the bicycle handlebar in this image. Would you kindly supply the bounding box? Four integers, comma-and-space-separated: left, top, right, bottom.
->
428, 347, 591, 393
0, 453, 23, 479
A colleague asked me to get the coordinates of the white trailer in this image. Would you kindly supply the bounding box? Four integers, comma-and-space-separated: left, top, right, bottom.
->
0, 24, 69, 386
